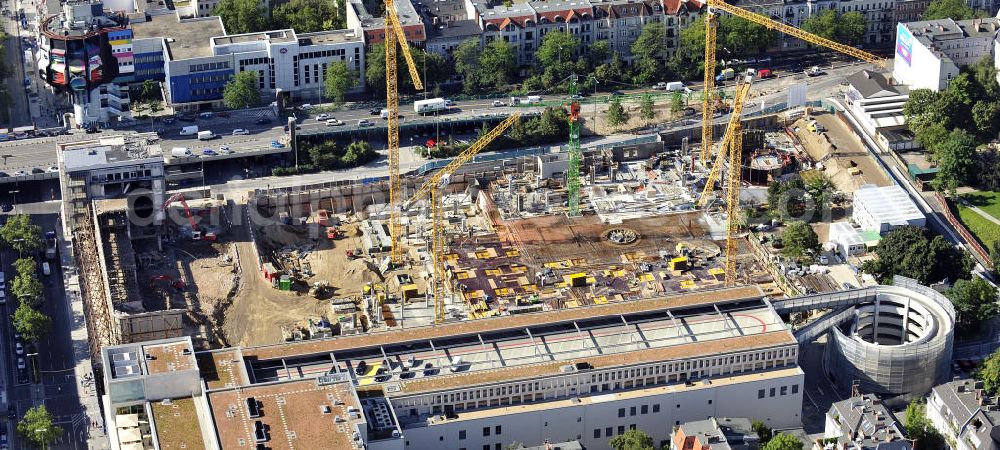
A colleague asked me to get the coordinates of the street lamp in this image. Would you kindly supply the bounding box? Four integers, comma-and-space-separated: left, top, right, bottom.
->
8, 189, 19, 212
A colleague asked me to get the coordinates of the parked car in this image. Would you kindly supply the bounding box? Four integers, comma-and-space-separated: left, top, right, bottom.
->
14, 342, 22, 355
492, 100, 506, 107
326, 119, 344, 126
178, 114, 196, 122
358, 119, 374, 127
0, 172, 7, 178
0, 204, 10, 213
12, 171, 25, 177
163, 117, 176, 125
315, 113, 330, 121
198, 112, 214, 119
202, 148, 217, 156
219, 146, 233, 154
16, 358, 24, 370
232, 128, 249, 135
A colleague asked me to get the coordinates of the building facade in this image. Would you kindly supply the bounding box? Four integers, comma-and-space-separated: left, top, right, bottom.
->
822, 393, 911, 450
893, 17, 1000, 91
927, 379, 1000, 450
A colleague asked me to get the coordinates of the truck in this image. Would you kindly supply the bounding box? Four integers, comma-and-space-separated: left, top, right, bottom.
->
805, 66, 823, 77
715, 68, 736, 82
179, 125, 199, 136
197, 130, 215, 140
414, 98, 448, 114
171, 147, 193, 157
665, 81, 685, 92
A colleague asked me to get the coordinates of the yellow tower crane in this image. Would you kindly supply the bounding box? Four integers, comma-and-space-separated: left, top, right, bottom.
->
698, 0, 887, 169
404, 114, 522, 323
697, 76, 753, 208
724, 121, 743, 285
385, 0, 425, 266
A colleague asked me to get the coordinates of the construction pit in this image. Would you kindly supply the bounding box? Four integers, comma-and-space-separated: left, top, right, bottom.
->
225, 139, 796, 347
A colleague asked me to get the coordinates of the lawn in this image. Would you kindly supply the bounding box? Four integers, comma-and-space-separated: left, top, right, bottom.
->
950, 193, 1000, 249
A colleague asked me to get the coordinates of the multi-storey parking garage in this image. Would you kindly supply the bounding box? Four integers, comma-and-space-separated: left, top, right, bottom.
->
774, 277, 955, 403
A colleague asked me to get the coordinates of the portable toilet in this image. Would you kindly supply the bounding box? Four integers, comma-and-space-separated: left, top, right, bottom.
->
279, 275, 292, 291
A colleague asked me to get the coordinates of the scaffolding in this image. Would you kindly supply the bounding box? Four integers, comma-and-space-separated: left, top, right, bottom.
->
74, 209, 122, 382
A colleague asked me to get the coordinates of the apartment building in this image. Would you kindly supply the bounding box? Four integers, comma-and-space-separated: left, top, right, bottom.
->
838, 0, 897, 45
821, 393, 911, 450
671, 417, 760, 450
893, 17, 1000, 91
101, 286, 806, 450
927, 379, 1000, 450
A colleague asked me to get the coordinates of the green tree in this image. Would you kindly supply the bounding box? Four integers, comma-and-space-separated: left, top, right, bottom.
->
970, 56, 1000, 99
139, 79, 158, 102
904, 400, 946, 449
223, 71, 261, 110
979, 348, 1000, 394
670, 15, 774, 81
324, 61, 358, 104
903, 89, 945, 132
12, 271, 42, 308
631, 22, 667, 83
365, 43, 446, 96
588, 40, 612, 68
801, 10, 866, 45
11, 303, 51, 343
804, 173, 835, 207
781, 221, 819, 260
609, 428, 655, 450
933, 128, 977, 194
535, 30, 579, 69
971, 100, 1000, 138
476, 40, 517, 92
16, 405, 62, 449
605, 97, 629, 130
991, 240, 1000, 273
452, 38, 482, 93
0, 214, 42, 254
947, 277, 999, 328
766, 178, 809, 221
860, 226, 973, 284
763, 433, 802, 450
213, 0, 268, 34
14, 257, 36, 278
639, 95, 655, 122
595, 53, 628, 85
752, 420, 773, 446
341, 141, 376, 167
670, 91, 684, 114
923, 0, 975, 20
272, 0, 338, 33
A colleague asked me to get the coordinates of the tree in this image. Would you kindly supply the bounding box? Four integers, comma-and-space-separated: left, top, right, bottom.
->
14, 257, 36, 278
272, 0, 338, 33
605, 97, 628, 130
16, 405, 62, 449
767, 178, 809, 221
213, 0, 268, 34
947, 277, 999, 328
223, 71, 261, 110
12, 271, 42, 308
763, 433, 802, 450
979, 348, 1000, 394
595, 53, 628, 85
671, 15, 773, 81
341, 141, 376, 167
11, 303, 51, 343
801, 10, 866, 45
670, 91, 684, 114
609, 429, 655, 450
588, 40, 612, 68
752, 420, 773, 446
904, 400, 946, 449
535, 30, 579, 69
804, 173, 835, 208
933, 129, 977, 194
631, 22, 667, 83
860, 226, 973, 284
452, 38, 482, 93
324, 61, 357, 104
639, 95, 655, 122
139, 79, 158, 102
971, 100, 1000, 138
0, 214, 42, 254
476, 40, 517, 92
365, 43, 446, 96
781, 221, 819, 260
991, 240, 1000, 273
923, 0, 975, 20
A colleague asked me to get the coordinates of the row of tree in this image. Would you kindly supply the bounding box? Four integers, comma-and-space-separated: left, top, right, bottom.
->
902, 58, 1000, 193
417, 107, 570, 159
606, 423, 802, 450
214, 0, 347, 35
273, 140, 378, 175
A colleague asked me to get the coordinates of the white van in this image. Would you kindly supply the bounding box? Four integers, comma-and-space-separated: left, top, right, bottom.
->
171, 147, 193, 157
665, 81, 685, 92
525, 95, 542, 104
41, 262, 50, 276
197, 130, 216, 140
179, 125, 199, 135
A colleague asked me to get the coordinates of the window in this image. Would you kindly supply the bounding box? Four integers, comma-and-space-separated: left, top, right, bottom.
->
606, 427, 613, 437
641, 405, 648, 414
594, 429, 601, 439
708, 400, 713, 405
459, 430, 466, 440
483, 446, 490, 450
618, 408, 625, 418
495, 425, 501, 435
758, 389, 765, 399
653, 404, 660, 413
630, 406, 636, 416
483, 427, 490, 437
630, 424, 637, 431
780, 386, 788, 396
792, 385, 799, 394
618, 426, 625, 435
770, 388, 776, 397
495, 444, 502, 450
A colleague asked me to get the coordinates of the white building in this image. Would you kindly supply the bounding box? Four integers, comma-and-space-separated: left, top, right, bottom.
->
828, 222, 867, 260
843, 70, 909, 137
893, 18, 1000, 92
927, 379, 1000, 450
852, 185, 925, 234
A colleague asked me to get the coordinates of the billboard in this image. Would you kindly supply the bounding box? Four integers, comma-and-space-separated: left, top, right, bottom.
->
896, 23, 913, 66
